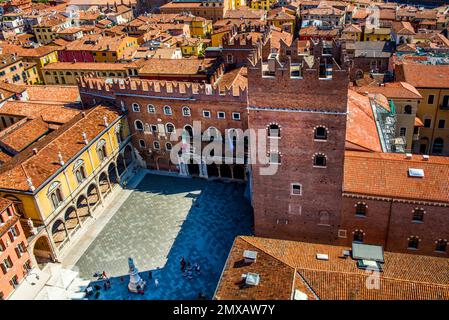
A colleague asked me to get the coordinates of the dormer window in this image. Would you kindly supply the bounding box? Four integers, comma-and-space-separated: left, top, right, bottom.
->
435, 239, 447, 253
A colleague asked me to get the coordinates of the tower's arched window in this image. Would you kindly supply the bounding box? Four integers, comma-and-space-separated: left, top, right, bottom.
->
404, 105, 412, 114
408, 236, 420, 249
313, 154, 327, 167
164, 106, 172, 115
353, 230, 364, 243
314, 126, 328, 140
132, 103, 140, 112
355, 202, 367, 216
182, 106, 191, 116
134, 120, 144, 131
268, 124, 280, 138
166, 123, 175, 133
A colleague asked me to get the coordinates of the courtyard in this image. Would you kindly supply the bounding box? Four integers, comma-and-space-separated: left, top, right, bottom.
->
69, 173, 253, 300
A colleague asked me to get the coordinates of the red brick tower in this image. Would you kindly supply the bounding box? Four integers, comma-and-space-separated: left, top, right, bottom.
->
248, 41, 349, 243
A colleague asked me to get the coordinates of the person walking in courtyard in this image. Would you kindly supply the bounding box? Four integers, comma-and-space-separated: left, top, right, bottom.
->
148, 271, 153, 280
154, 278, 159, 288
102, 271, 107, 279
180, 257, 186, 273
194, 263, 201, 274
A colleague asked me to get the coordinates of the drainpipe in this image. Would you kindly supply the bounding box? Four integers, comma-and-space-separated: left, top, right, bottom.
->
429, 89, 442, 154
384, 198, 394, 251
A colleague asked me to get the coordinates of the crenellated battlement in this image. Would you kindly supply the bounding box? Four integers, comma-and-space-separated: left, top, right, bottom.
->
247, 52, 349, 112
77, 76, 248, 103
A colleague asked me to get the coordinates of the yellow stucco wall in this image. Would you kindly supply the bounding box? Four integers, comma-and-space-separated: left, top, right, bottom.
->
1, 118, 129, 223
416, 88, 449, 154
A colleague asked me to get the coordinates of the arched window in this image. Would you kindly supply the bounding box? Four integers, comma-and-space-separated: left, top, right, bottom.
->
204, 127, 220, 141
163, 106, 172, 115
166, 142, 172, 150
269, 151, 281, 164
134, 120, 144, 131
353, 230, 364, 242
166, 123, 175, 133
432, 138, 444, 154
404, 105, 412, 114
147, 104, 155, 113
182, 106, 191, 116
139, 139, 146, 148
408, 236, 420, 249
48, 181, 63, 210
153, 141, 160, 149
115, 125, 122, 144
268, 124, 280, 138
313, 154, 327, 167
132, 103, 140, 112
435, 239, 447, 253
73, 159, 86, 184
355, 202, 367, 216
97, 139, 107, 161
314, 126, 328, 140
183, 125, 193, 141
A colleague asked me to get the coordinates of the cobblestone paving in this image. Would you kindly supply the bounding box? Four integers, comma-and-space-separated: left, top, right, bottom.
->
72, 174, 253, 300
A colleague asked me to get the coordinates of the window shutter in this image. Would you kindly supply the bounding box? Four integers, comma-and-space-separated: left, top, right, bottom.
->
0, 263, 6, 275
8, 231, 14, 242
15, 247, 21, 259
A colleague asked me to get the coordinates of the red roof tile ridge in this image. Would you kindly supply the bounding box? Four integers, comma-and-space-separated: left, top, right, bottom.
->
238, 236, 296, 269
297, 267, 449, 289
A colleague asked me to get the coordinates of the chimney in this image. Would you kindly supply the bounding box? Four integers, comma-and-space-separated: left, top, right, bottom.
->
27, 177, 35, 192
58, 152, 64, 166
82, 132, 88, 144
405, 153, 412, 159
103, 116, 109, 127
32, 148, 38, 155
422, 154, 429, 161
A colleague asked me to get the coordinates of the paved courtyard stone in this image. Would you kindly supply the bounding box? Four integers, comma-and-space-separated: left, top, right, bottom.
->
71, 174, 253, 300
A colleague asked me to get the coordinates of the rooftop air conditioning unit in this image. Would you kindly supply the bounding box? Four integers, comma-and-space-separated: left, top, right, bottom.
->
243, 250, 257, 264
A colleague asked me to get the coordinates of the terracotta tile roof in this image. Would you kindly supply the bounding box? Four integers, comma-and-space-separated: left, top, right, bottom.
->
17, 85, 81, 103
137, 58, 217, 76
214, 237, 298, 300
217, 67, 247, 95
395, 63, 449, 89
43, 62, 127, 71
0, 101, 80, 124
0, 208, 19, 237
343, 24, 362, 33
64, 34, 130, 52
0, 105, 121, 192
346, 90, 382, 153
0, 118, 49, 152
0, 150, 13, 165
215, 236, 449, 300
355, 82, 422, 100
267, 8, 295, 21
299, 25, 338, 37
392, 21, 415, 35
344, 151, 449, 203
0, 81, 26, 95
0, 44, 60, 58
224, 8, 266, 20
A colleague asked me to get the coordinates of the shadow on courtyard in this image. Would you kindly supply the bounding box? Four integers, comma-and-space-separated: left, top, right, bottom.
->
74, 174, 253, 300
